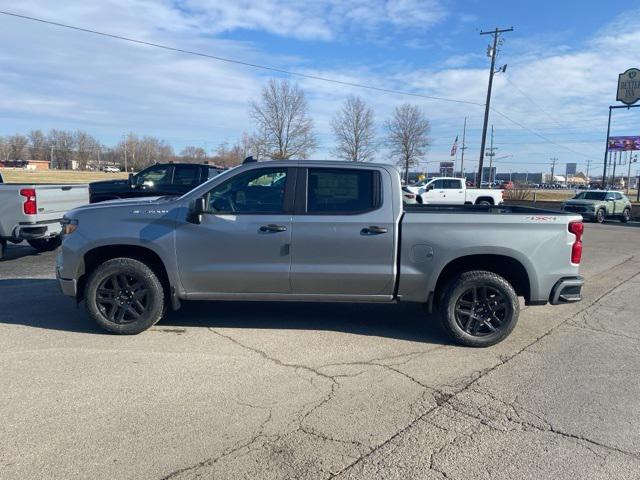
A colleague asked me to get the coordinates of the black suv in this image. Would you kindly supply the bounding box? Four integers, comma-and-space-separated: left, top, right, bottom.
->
89, 162, 223, 203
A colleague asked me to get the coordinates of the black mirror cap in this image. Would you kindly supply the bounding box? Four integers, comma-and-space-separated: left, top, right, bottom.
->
194, 197, 206, 214
187, 197, 206, 224
243, 156, 257, 164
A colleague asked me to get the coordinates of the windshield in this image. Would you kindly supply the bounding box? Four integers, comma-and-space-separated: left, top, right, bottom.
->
573, 192, 607, 200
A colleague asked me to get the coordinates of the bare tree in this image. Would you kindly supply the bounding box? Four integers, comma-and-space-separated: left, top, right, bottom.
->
0, 137, 10, 162
180, 146, 207, 163
331, 95, 376, 162
6, 134, 29, 161
28, 130, 48, 160
385, 104, 431, 184
250, 79, 317, 160
48, 129, 75, 169
74, 130, 100, 170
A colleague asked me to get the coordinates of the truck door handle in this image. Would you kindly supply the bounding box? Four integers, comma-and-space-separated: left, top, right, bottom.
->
361, 226, 388, 235
259, 224, 287, 233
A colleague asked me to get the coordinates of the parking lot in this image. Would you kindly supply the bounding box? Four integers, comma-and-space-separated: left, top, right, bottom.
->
1, 221, 639, 480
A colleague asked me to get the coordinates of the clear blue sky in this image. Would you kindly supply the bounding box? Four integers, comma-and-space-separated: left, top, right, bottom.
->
0, 1, 639, 175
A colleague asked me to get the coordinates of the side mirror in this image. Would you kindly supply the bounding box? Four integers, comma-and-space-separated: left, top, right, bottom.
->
128, 173, 134, 187
425, 184, 433, 192
188, 197, 207, 224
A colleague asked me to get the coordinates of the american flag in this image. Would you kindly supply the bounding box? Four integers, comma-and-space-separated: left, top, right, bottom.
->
450, 136, 458, 157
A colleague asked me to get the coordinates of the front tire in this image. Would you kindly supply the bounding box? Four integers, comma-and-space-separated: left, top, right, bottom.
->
84, 258, 166, 334
27, 236, 62, 252
595, 208, 606, 224
440, 271, 519, 347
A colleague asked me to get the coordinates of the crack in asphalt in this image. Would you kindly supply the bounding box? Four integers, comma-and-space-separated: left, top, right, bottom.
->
158, 256, 639, 480
327, 256, 640, 479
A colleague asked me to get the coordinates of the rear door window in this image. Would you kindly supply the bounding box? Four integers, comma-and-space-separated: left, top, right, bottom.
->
443, 179, 462, 189
306, 168, 379, 214
173, 165, 201, 186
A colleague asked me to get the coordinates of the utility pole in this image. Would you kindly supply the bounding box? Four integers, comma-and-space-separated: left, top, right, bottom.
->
585, 158, 591, 179
477, 26, 513, 186
485, 125, 497, 186
122, 134, 128, 172
611, 151, 618, 187
50, 144, 55, 169
550, 157, 557, 184
459, 117, 467, 179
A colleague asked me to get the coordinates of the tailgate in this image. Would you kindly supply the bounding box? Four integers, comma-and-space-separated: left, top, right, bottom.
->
34, 185, 90, 217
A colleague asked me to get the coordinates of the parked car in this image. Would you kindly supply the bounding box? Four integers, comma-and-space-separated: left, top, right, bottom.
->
562, 190, 632, 223
89, 162, 224, 203
0, 183, 89, 259
406, 177, 503, 205
103, 165, 121, 173
57, 161, 584, 347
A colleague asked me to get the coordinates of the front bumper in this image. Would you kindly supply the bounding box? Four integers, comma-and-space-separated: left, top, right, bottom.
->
56, 265, 78, 297
549, 276, 584, 304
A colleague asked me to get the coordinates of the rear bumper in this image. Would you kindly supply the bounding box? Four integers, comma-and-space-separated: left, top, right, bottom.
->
549, 276, 584, 305
16, 220, 63, 240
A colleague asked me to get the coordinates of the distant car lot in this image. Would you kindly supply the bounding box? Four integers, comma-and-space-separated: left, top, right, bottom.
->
1, 221, 639, 480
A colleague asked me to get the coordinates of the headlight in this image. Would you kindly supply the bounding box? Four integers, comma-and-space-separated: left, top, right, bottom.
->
61, 218, 78, 235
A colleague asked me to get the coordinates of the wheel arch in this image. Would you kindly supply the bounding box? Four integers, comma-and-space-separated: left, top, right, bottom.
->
78, 245, 172, 305
433, 254, 531, 305
474, 196, 495, 205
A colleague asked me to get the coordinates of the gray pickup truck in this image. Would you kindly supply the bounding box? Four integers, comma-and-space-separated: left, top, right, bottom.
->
0, 181, 89, 259
57, 161, 585, 347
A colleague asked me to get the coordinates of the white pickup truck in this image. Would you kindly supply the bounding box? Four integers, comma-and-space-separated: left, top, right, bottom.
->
0, 179, 89, 259
407, 177, 503, 205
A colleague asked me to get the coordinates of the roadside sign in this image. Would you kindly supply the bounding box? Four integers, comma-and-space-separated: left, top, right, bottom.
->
607, 136, 640, 151
617, 68, 640, 105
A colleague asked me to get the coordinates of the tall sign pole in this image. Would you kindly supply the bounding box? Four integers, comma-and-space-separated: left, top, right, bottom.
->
477, 26, 513, 186
460, 117, 467, 179
604, 68, 640, 188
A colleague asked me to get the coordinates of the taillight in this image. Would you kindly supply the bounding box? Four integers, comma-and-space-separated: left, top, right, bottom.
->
568, 221, 584, 264
20, 188, 37, 215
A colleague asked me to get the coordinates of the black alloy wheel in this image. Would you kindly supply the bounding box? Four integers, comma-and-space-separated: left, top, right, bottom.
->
96, 272, 149, 325
454, 285, 508, 337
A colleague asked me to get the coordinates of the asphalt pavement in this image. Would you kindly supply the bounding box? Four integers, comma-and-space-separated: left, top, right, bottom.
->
1, 221, 639, 480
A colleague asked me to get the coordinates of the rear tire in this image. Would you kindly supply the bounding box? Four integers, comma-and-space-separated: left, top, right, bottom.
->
27, 236, 62, 252
595, 208, 606, 224
621, 208, 631, 223
476, 199, 492, 206
439, 270, 519, 347
84, 257, 166, 334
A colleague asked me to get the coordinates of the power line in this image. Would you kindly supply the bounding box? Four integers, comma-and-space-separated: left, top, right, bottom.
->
490, 107, 601, 161
502, 75, 602, 154
0, 10, 484, 107
0, 10, 605, 163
